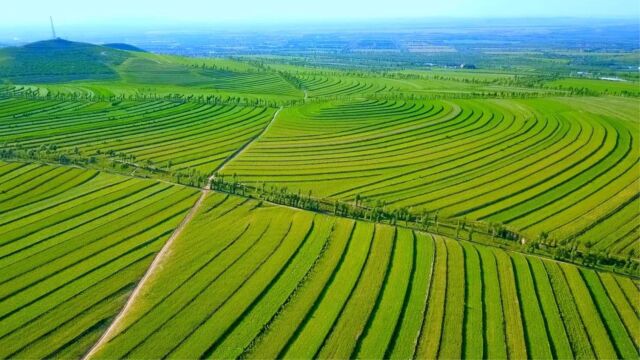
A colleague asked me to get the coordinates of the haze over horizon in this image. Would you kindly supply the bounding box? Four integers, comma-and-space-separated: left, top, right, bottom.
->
1, 0, 638, 45
2, 0, 639, 29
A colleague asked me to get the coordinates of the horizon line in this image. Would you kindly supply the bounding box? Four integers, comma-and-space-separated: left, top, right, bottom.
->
2, 15, 639, 28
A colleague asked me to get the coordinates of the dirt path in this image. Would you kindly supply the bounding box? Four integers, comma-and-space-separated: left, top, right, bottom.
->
84, 107, 282, 359
207, 106, 283, 187
83, 188, 209, 359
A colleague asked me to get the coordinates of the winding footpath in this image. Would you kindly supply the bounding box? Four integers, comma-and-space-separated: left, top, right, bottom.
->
83, 107, 283, 359
82, 189, 209, 359
209, 106, 283, 182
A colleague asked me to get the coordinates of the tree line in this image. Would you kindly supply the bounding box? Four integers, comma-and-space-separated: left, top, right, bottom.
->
211, 174, 639, 277
2, 146, 637, 277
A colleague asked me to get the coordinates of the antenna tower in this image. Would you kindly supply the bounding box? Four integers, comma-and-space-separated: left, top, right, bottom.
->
50, 16, 57, 39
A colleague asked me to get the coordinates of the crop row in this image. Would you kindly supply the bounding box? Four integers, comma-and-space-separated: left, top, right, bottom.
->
0, 98, 275, 172
0, 161, 200, 358
222, 97, 640, 253
298, 75, 390, 98
91, 192, 639, 359
119, 57, 302, 98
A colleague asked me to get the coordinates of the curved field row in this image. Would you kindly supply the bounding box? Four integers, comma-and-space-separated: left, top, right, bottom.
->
222, 97, 640, 251
90, 192, 639, 359
119, 57, 302, 98
0, 99, 276, 172
206, 70, 301, 97
0, 161, 200, 359
297, 75, 390, 98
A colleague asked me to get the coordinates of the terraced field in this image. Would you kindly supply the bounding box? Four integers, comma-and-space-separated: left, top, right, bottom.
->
0, 97, 276, 172
223, 96, 640, 251
120, 57, 302, 98
1, 38, 639, 360
0, 161, 200, 359
298, 74, 391, 98
294, 73, 493, 99
89, 192, 639, 359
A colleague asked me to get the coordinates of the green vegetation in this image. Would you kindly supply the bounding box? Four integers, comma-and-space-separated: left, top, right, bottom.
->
0, 161, 199, 358
222, 96, 639, 258
89, 192, 639, 359
0, 39, 130, 83
0, 97, 275, 183
0, 37, 638, 359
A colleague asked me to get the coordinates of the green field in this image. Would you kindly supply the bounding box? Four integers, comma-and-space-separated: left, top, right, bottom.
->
222, 96, 639, 251
88, 192, 639, 359
2, 93, 637, 252
0, 161, 199, 358
0, 97, 275, 174
0, 37, 639, 359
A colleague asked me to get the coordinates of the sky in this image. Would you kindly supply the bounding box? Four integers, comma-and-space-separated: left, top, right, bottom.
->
2, 0, 640, 28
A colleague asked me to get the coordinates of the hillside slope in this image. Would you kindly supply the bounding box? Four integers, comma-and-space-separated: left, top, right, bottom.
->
102, 43, 147, 52
0, 39, 131, 83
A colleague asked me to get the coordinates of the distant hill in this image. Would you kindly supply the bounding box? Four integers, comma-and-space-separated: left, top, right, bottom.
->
0, 38, 131, 83
103, 43, 147, 52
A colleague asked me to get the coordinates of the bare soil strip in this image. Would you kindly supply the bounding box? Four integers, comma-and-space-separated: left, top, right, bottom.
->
83, 188, 209, 359
84, 107, 283, 359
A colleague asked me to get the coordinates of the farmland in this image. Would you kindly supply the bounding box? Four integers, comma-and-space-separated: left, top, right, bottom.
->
0, 161, 199, 358
3, 91, 637, 253
0, 96, 276, 178
223, 96, 640, 252
0, 24, 638, 360
89, 192, 639, 359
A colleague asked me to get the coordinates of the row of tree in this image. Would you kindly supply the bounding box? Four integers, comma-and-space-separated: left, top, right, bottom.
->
297, 89, 570, 106
3, 147, 636, 276
525, 231, 639, 274
210, 174, 638, 276
210, 174, 520, 242
0, 86, 291, 108
0, 144, 211, 187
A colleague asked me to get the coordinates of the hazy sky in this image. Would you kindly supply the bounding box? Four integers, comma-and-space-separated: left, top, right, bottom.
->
3, 0, 640, 27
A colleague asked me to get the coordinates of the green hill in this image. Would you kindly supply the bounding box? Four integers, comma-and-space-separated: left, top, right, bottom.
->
0, 39, 303, 103
0, 39, 131, 83
102, 43, 147, 52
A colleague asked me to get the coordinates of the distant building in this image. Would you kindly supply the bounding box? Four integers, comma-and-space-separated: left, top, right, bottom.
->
460, 63, 476, 69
